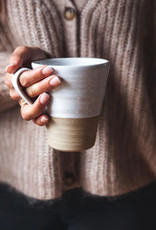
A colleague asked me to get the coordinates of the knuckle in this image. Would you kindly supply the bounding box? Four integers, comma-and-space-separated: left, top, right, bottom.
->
9, 53, 15, 62
9, 90, 20, 100
9, 90, 15, 100
5, 78, 10, 87
20, 76, 28, 87
19, 71, 31, 87
21, 111, 32, 121
9, 53, 20, 64
5, 74, 12, 88
37, 82, 44, 92
15, 46, 23, 51
27, 89, 35, 97
10, 46, 29, 63
27, 86, 37, 97
16, 45, 28, 52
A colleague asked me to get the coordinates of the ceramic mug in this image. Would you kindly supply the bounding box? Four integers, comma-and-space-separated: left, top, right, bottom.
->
12, 58, 110, 151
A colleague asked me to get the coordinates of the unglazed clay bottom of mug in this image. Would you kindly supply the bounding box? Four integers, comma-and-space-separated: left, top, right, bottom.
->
46, 116, 99, 152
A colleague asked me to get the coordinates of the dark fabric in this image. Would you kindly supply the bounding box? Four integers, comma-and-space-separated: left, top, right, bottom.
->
0, 182, 156, 230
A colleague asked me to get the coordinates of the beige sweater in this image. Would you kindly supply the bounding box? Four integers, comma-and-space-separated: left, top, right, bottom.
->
0, 0, 156, 200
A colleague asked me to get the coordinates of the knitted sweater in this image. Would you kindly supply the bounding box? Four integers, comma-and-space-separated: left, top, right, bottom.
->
0, 0, 156, 200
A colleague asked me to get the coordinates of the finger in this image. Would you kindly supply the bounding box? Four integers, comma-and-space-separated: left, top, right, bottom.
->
18, 99, 24, 106
32, 114, 49, 126
19, 65, 54, 87
21, 92, 50, 121
6, 46, 46, 74
5, 73, 14, 89
5, 65, 53, 90
9, 89, 21, 100
26, 75, 61, 97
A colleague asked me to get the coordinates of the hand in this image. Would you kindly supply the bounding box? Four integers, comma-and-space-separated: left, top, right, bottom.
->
5, 46, 62, 126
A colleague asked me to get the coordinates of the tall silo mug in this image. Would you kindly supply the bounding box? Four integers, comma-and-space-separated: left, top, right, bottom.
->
12, 58, 110, 152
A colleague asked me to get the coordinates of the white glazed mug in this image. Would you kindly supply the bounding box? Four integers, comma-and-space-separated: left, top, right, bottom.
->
12, 58, 110, 151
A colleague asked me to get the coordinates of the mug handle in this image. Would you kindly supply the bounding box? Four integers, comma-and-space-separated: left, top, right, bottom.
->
12, 67, 33, 105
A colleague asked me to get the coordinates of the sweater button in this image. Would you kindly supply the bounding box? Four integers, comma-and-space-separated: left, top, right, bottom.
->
63, 172, 76, 186
64, 7, 76, 20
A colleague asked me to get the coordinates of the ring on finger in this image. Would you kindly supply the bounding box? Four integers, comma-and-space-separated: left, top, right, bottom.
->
19, 99, 28, 110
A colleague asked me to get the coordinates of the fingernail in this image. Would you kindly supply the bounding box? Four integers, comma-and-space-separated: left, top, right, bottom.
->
5, 63, 16, 72
50, 77, 61, 86
42, 66, 53, 75
41, 116, 49, 123
40, 93, 50, 104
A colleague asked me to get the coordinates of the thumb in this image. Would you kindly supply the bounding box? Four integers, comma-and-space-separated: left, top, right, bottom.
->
6, 46, 47, 74
6, 46, 32, 74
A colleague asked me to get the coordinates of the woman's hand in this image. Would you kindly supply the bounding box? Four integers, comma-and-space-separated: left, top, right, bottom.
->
5, 46, 62, 126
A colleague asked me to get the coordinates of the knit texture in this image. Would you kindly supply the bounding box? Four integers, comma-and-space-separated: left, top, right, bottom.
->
0, 0, 156, 200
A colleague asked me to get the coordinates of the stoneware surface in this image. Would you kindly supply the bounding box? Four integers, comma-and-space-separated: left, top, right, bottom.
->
12, 58, 110, 151
32, 58, 110, 119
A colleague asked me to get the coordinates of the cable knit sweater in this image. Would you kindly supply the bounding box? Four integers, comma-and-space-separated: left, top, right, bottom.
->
0, 0, 156, 200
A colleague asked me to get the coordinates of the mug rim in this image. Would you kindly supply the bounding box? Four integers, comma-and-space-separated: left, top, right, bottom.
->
32, 57, 109, 68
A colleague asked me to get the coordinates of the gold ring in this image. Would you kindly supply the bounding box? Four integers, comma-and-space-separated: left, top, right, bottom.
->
20, 100, 28, 110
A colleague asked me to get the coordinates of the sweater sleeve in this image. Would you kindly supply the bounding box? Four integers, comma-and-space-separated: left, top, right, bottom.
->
0, 52, 18, 112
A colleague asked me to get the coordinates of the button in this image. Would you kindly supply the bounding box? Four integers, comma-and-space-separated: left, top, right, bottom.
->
63, 172, 76, 186
64, 7, 76, 20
